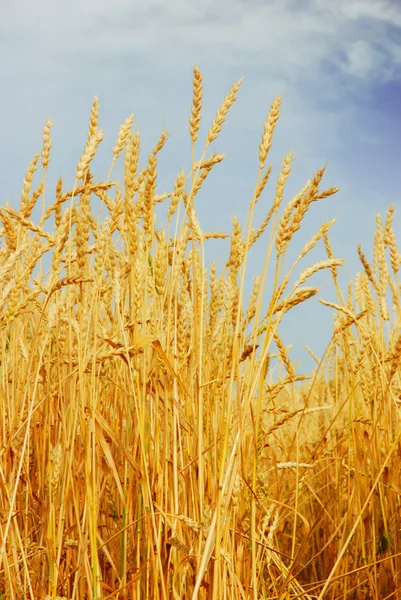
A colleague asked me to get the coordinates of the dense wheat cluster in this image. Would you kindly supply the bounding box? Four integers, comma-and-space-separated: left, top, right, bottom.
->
1, 67, 401, 599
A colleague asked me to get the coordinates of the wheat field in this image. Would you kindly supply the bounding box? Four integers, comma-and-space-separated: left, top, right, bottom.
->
0, 67, 401, 599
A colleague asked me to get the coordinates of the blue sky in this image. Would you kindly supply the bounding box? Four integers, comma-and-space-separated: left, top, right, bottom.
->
2, 0, 401, 374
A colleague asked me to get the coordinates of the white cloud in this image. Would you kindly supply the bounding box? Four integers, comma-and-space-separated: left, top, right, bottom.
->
1, 0, 399, 181
341, 40, 386, 77
338, 0, 401, 26
2, 0, 401, 87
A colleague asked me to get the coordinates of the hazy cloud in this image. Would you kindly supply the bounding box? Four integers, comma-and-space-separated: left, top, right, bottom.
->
3, 0, 401, 86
